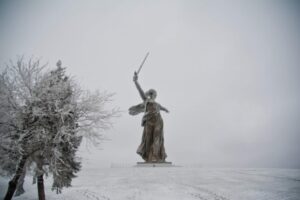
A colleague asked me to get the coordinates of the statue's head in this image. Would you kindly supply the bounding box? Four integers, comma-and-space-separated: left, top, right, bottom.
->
146, 89, 157, 100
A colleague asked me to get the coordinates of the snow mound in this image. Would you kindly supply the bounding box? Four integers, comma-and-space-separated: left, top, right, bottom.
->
1, 167, 300, 200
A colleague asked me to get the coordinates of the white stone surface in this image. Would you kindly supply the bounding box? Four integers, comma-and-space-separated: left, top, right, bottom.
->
136, 162, 173, 167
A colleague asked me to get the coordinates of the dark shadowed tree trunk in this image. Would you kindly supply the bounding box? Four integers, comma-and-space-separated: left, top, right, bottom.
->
14, 166, 26, 197
35, 154, 46, 200
37, 174, 46, 200
4, 155, 28, 200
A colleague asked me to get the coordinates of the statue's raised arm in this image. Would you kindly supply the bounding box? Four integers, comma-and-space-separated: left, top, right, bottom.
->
133, 72, 147, 101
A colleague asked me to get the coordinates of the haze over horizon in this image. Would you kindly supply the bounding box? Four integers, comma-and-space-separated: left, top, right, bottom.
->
0, 0, 299, 168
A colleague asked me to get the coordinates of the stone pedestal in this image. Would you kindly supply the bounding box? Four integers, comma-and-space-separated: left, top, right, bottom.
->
136, 162, 173, 167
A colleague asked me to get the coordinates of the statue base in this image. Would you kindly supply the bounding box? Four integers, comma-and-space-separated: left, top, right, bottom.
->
136, 161, 173, 167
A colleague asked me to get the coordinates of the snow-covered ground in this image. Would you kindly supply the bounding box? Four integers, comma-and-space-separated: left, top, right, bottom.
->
1, 167, 300, 200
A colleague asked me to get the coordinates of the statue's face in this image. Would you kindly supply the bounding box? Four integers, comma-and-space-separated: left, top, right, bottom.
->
146, 89, 157, 100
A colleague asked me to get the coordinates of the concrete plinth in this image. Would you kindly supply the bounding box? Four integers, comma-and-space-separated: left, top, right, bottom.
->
136, 162, 173, 167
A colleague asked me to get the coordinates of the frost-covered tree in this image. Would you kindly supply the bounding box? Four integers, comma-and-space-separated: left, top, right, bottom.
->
0, 80, 25, 197
0, 78, 20, 177
0, 57, 45, 200
1, 58, 118, 200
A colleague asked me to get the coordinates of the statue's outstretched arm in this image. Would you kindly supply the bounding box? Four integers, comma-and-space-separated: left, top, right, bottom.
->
133, 72, 146, 101
159, 105, 169, 113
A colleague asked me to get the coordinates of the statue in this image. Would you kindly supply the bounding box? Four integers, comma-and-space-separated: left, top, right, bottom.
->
129, 53, 169, 162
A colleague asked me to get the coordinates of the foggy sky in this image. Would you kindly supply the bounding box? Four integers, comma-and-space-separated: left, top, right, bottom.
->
0, 0, 299, 168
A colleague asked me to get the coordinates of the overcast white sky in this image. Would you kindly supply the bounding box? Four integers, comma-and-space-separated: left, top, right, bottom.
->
0, 0, 299, 168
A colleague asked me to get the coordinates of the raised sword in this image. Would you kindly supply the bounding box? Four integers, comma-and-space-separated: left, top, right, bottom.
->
136, 52, 150, 75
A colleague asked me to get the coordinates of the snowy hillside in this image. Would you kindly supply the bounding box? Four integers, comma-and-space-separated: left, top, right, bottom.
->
1, 167, 300, 200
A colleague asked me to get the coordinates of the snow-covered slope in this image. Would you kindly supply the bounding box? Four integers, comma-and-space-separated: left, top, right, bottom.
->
1, 167, 300, 200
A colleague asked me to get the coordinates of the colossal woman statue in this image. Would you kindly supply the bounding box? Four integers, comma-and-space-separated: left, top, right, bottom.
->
129, 72, 169, 162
